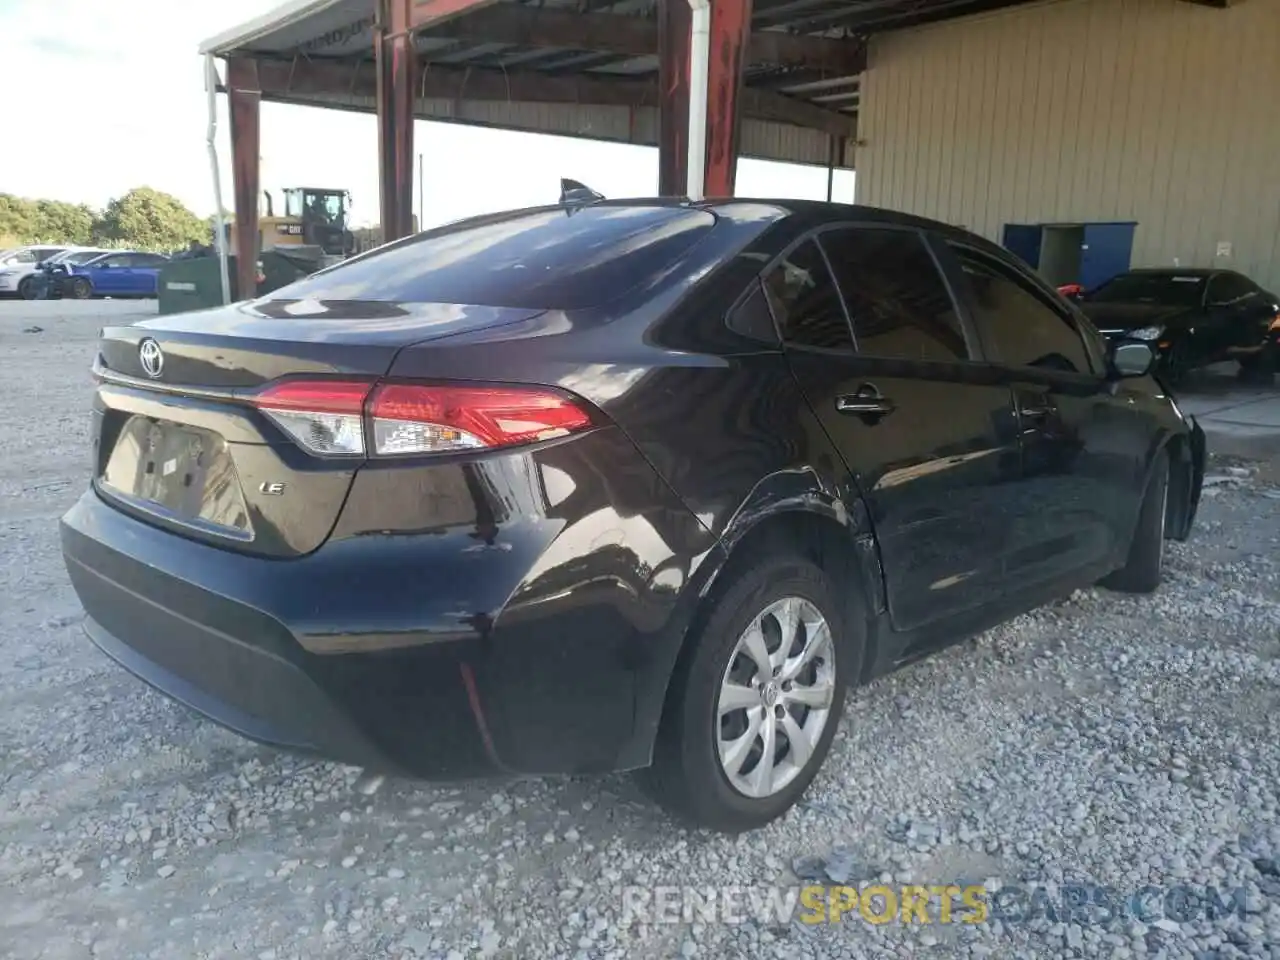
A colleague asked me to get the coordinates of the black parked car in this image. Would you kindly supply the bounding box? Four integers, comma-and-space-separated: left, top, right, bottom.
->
1074, 268, 1280, 384
60, 200, 1206, 832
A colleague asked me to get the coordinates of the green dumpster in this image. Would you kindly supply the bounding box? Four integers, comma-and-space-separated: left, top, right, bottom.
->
157, 248, 324, 315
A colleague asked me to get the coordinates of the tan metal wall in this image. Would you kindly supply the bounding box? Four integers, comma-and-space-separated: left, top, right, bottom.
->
857, 0, 1280, 288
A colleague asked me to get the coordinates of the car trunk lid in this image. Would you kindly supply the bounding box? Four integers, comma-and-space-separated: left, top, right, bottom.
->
92, 300, 544, 558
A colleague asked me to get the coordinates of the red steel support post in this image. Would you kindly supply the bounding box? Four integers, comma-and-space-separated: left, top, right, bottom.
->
704, 0, 752, 198
226, 58, 261, 300
657, 0, 691, 197
377, 0, 417, 242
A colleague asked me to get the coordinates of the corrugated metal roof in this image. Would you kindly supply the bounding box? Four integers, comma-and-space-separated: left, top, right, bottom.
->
201, 0, 1039, 162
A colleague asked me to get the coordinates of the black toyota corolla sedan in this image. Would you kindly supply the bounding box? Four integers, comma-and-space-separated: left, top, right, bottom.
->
1075, 268, 1280, 383
60, 199, 1206, 832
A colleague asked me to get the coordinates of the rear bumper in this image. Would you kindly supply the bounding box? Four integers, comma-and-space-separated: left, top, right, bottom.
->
62, 497, 493, 776
60, 426, 719, 778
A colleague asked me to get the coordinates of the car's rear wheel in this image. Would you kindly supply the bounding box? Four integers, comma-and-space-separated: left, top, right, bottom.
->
17, 276, 36, 300
1101, 449, 1169, 594
1238, 347, 1277, 385
68, 277, 92, 300
637, 555, 853, 832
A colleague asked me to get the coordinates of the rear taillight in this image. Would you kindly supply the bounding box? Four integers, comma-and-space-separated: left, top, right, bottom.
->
253, 380, 371, 456
369, 384, 593, 455
250, 380, 595, 458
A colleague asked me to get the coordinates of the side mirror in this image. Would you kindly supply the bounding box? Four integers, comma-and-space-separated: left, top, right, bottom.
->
1109, 340, 1155, 379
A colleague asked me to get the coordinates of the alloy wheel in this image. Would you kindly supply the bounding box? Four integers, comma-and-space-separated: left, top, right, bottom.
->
716, 596, 836, 799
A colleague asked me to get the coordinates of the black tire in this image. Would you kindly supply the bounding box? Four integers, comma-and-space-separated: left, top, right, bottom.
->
1101, 450, 1170, 594
1160, 342, 1190, 389
1238, 348, 1277, 386
17, 276, 36, 300
68, 277, 92, 300
636, 555, 857, 833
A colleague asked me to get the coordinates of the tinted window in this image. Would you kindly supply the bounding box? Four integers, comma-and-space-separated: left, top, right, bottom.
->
726, 281, 779, 344
950, 246, 1093, 374
270, 205, 716, 310
820, 228, 968, 361
1086, 272, 1206, 307
130, 254, 168, 268
62, 250, 106, 265
762, 240, 851, 350
1208, 273, 1254, 303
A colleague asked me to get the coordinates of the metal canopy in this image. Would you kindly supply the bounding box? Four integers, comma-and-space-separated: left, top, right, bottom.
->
200, 0, 1040, 161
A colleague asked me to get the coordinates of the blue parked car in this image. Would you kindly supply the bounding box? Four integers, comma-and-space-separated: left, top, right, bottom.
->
57, 251, 170, 299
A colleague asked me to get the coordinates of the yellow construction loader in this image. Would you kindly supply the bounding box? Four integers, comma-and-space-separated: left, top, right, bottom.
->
223, 187, 419, 264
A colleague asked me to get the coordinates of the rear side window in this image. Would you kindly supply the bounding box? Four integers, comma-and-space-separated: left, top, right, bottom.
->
1208, 272, 1255, 303
762, 239, 852, 350
725, 281, 779, 344
819, 227, 969, 361
270, 205, 716, 310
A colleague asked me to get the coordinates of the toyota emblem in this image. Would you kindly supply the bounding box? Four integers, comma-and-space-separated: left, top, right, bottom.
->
139, 338, 164, 378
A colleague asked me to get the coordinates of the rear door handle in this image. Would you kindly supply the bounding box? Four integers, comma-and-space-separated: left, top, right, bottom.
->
1020, 403, 1055, 419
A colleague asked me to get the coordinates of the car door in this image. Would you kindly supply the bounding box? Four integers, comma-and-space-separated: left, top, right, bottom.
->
121, 254, 163, 296
769, 227, 1023, 633
939, 240, 1146, 589
88, 254, 129, 294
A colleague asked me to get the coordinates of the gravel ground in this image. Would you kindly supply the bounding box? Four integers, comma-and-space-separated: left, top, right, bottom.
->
2, 301, 1279, 960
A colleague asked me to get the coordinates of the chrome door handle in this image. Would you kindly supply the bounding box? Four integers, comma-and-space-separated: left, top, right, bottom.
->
836, 385, 896, 417
836, 397, 896, 414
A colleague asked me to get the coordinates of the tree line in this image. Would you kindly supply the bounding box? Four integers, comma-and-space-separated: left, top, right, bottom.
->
0, 187, 210, 253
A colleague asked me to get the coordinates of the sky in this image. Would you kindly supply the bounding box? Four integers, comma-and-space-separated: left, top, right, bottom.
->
0, 0, 854, 230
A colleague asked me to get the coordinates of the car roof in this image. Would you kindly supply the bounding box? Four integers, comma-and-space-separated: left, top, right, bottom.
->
544, 196, 982, 239
692, 197, 972, 236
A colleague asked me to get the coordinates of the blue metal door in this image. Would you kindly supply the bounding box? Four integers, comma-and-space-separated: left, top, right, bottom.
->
1079, 223, 1136, 291
1001, 224, 1042, 269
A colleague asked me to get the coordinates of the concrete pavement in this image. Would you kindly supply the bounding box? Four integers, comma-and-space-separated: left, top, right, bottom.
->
1176, 364, 1280, 459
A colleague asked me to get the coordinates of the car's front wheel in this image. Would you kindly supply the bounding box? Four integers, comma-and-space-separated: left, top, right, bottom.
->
68, 278, 92, 299
638, 555, 854, 832
17, 276, 37, 300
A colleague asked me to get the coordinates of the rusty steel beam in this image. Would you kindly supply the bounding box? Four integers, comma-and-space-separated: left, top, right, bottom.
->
704, 0, 754, 197
250, 56, 857, 138
226, 57, 261, 301
658, 0, 692, 196
377, 0, 417, 241
424, 4, 865, 73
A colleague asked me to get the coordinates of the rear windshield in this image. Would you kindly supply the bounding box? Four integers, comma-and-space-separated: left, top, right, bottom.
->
269, 205, 717, 310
